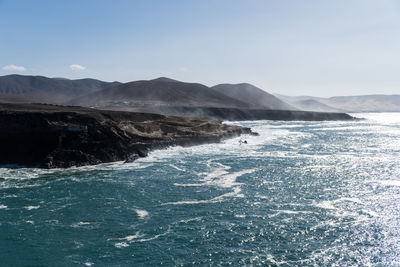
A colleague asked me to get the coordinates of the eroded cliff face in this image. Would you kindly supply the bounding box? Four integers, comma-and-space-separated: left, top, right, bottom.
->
97, 106, 356, 121
0, 103, 252, 168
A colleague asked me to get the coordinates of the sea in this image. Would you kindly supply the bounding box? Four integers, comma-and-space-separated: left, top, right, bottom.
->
1, 113, 400, 266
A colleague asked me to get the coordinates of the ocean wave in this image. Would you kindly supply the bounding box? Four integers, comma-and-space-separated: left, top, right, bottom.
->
24, 205, 40, 210
162, 186, 244, 205
169, 164, 186, 172
176, 161, 256, 189
268, 209, 313, 218
114, 228, 171, 247
71, 222, 92, 228
135, 209, 149, 219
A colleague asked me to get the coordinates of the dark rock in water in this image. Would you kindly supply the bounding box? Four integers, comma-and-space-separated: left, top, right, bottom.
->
124, 148, 148, 163
136, 147, 148, 157
124, 154, 140, 163
0, 103, 253, 168
43, 149, 102, 168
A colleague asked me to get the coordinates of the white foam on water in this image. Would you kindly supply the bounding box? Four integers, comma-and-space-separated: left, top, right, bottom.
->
135, 209, 149, 219
71, 222, 91, 227
279, 209, 312, 214
114, 232, 144, 247
313, 200, 336, 210
323, 188, 334, 191
74, 161, 155, 172
210, 186, 245, 201
136, 229, 171, 242
378, 180, 400, 187
0, 204, 7, 209
202, 166, 231, 184
269, 209, 313, 218
175, 217, 203, 224
24, 205, 40, 210
162, 186, 245, 205
211, 169, 256, 188
161, 198, 219, 206
173, 183, 203, 187
124, 232, 143, 241
168, 162, 255, 205
0, 160, 157, 188
176, 162, 256, 189
264, 253, 284, 266
114, 229, 170, 246
114, 242, 129, 248
25, 220, 35, 224
1, 194, 18, 198
169, 164, 185, 172
84, 262, 94, 267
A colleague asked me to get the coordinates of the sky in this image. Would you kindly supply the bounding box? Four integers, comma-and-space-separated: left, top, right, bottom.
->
1, 0, 400, 97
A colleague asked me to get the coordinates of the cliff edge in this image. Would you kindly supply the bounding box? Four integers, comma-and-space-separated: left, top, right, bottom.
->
0, 103, 253, 168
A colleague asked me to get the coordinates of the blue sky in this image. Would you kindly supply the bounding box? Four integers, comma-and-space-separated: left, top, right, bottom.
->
1, 0, 400, 97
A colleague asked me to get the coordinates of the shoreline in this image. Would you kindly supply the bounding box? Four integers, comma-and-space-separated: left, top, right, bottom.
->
0, 103, 254, 169
0, 103, 357, 169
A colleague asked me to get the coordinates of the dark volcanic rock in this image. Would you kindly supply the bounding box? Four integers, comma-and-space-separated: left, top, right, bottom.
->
0, 103, 252, 168
43, 149, 102, 168
116, 106, 356, 121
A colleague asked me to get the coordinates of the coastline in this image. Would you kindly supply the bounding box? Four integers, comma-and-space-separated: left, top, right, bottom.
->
0, 103, 254, 168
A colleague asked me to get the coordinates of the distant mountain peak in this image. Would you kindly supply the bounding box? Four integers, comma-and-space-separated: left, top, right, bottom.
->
52, 77, 70, 80
151, 77, 180, 83
211, 83, 296, 110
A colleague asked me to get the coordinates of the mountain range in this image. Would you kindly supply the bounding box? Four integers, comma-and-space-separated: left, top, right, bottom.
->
0, 75, 294, 111
1, 74, 397, 116
0, 74, 119, 104
68, 77, 252, 109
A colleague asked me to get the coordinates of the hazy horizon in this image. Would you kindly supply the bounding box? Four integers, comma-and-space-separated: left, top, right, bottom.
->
1, 0, 400, 97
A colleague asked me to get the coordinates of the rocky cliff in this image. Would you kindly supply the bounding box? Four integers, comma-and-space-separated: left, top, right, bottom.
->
103, 106, 356, 121
0, 103, 253, 168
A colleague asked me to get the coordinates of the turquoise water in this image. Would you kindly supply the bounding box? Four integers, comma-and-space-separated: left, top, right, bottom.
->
1, 113, 400, 266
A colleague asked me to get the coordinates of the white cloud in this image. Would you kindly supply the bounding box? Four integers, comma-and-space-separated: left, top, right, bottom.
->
2, 64, 26, 71
70, 64, 86, 71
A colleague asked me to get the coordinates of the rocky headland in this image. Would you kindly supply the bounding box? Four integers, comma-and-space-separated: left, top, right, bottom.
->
0, 103, 253, 168
113, 106, 356, 121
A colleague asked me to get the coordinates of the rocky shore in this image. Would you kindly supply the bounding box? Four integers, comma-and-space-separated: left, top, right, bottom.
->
100, 106, 356, 121
0, 103, 253, 168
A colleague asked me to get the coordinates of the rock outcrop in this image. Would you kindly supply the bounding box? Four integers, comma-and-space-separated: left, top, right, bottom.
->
106, 106, 356, 121
0, 103, 253, 168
